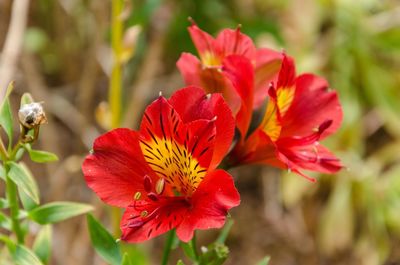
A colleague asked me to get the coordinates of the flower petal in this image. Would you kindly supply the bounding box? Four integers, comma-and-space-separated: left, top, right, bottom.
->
280, 74, 343, 139
278, 143, 342, 175
215, 27, 256, 59
222, 55, 254, 138
254, 48, 282, 108
176, 170, 240, 242
120, 198, 189, 243
188, 24, 221, 66
177, 54, 242, 115
139, 96, 217, 195
169, 86, 235, 170
82, 128, 157, 207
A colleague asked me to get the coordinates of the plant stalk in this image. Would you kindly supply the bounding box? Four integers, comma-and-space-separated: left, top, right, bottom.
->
161, 229, 176, 265
5, 163, 24, 243
109, 0, 124, 236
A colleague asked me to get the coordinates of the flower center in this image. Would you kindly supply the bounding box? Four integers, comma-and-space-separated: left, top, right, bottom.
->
140, 137, 207, 196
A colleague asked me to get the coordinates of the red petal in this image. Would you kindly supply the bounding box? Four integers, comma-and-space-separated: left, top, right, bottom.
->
169, 87, 235, 170
120, 197, 189, 243
82, 129, 157, 207
215, 28, 256, 59
139, 95, 218, 195
188, 24, 221, 65
277, 54, 296, 89
280, 74, 343, 139
254, 48, 282, 108
177, 53, 203, 87
176, 170, 240, 242
278, 143, 342, 174
222, 55, 255, 138
177, 53, 242, 115
230, 129, 282, 167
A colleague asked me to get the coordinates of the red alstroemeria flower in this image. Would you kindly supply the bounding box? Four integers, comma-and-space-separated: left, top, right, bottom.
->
177, 22, 282, 137
82, 87, 240, 242
231, 55, 343, 181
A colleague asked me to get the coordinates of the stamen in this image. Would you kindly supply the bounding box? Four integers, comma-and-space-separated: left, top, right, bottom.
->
155, 178, 165, 195
140, 210, 148, 218
147, 193, 158, 201
205, 94, 212, 100
143, 175, 152, 192
134, 191, 142, 200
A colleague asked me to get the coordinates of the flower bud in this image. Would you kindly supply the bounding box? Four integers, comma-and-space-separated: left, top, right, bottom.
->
18, 102, 47, 129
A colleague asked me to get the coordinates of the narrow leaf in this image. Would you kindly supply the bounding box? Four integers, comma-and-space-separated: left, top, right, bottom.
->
29, 202, 93, 224
13, 244, 44, 265
0, 98, 13, 143
256, 256, 271, 265
20, 93, 34, 106
87, 214, 121, 265
7, 162, 40, 204
121, 253, 132, 265
33, 225, 52, 264
19, 187, 39, 211
0, 197, 9, 209
0, 211, 12, 230
28, 149, 58, 163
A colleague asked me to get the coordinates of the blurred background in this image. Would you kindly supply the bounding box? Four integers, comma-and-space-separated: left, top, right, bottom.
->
1, 0, 400, 264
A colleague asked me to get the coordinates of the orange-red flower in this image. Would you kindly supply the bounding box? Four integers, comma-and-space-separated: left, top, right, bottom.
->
82, 87, 240, 242
177, 22, 282, 138
230, 55, 343, 180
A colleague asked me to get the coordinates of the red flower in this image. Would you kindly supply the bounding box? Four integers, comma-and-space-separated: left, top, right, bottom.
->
231, 55, 343, 181
82, 87, 240, 242
177, 22, 282, 137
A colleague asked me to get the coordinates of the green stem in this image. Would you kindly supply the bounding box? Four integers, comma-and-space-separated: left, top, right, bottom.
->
109, 0, 123, 128
5, 163, 24, 243
190, 232, 199, 262
109, 0, 124, 236
161, 229, 176, 265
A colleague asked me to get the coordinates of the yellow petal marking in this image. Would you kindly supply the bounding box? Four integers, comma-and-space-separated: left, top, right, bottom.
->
201, 51, 221, 67
260, 87, 295, 141
140, 137, 206, 196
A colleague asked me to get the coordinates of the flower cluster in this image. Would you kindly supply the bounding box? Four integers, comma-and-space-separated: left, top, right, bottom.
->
82, 22, 342, 243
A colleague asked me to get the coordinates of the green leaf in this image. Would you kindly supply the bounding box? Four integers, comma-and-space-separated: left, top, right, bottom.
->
87, 214, 121, 265
19, 187, 39, 211
13, 244, 44, 265
7, 162, 40, 204
198, 243, 229, 265
0, 164, 5, 180
0, 95, 13, 143
216, 218, 234, 244
29, 202, 93, 224
0, 211, 12, 230
33, 225, 52, 264
25, 144, 58, 163
20, 93, 34, 106
0, 197, 9, 209
180, 241, 197, 261
121, 253, 131, 265
176, 260, 186, 265
256, 256, 271, 265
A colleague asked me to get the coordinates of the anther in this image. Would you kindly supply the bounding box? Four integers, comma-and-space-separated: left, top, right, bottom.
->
140, 210, 148, 218
134, 191, 142, 200
143, 175, 152, 192
205, 94, 212, 100
147, 193, 158, 201
155, 178, 165, 195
